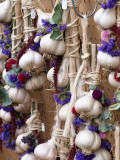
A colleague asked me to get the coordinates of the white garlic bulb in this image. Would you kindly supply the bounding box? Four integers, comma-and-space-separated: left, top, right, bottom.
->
97, 51, 120, 69
75, 129, 101, 154
40, 34, 66, 55
93, 148, 112, 160
34, 139, 57, 160
15, 146, 24, 154
25, 72, 47, 90
0, 109, 11, 123
15, 125, 28, 138
47, 59, 69, 88
4, 85, 31, 104
94, 7, 116, 29
21, 153, 37, 160
19, 48, 45, 71
59, 103, 70, 121
0, 0, 12, 23
14, 103, 31, 113
37, 9, 52, 29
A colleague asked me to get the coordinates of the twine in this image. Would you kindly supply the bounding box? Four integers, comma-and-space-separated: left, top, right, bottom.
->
115, 125, 120, 160
26, 98, 42, 132
12, 0, 23, 55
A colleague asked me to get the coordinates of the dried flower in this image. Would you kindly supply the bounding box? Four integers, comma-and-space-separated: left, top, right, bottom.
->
99, 132, 108, 139
72, 107, 77, 115
92, 89, 102, 100
114, 70, 120, 82
5, 59, 17, 72
17, 73, 27, 82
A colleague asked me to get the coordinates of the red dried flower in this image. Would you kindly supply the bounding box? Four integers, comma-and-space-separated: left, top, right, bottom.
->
72, 106, 77, 115
114, 70, 120, 82
17, 73, 27, 82
5, 59, 17, 72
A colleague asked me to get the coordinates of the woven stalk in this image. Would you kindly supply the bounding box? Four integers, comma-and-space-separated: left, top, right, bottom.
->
12, 0, 23, 57
22, 0, 37, 42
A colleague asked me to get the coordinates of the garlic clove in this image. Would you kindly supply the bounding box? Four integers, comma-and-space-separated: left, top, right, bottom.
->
94, 8, 116, 29
0, 109, 11, 122
15, 146, 24, 154
97, 51, 120, 69
36, 9, 52, 29
14, 103, 31, 113
15, 125, 28, 138
0, 0, 12, 23
108, 72, 120, 88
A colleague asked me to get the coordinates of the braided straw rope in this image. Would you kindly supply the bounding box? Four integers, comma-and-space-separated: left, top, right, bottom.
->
26, 98, 42, 132
12, 0, 23, 56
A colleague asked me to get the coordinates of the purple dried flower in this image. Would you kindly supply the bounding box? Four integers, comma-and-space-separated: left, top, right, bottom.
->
8, 74, 17, 82
92, 89, 102, 100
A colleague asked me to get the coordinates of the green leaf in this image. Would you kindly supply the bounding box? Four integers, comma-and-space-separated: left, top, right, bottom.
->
0, 86, 12, 106
54, 3, 62, 12
99, 123, 115, 132
109, 103, 120, 111
49, 18, 56, 25
116, 91, 120, 102
12, 64, 21, 73
52, 10, 62, 24
99, 93, 105, 105
50, 27, 62, 40
89, 85, 98, 90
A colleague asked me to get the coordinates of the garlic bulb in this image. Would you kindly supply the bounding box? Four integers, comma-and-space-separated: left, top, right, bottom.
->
0, 0, 12, 23
19, 49, 45, 71
34, 139, 57, 160
15, 125, 28, 138
93, 148, 112, 160
2, 69, 7, 80
94, 7, 116, 29
15, 146, 24, 154
47, 59, 69, 88
0, 60, 5, 73
40, 34, 66, 55
59, 103, 70, 121
4, 85, 31, 104
14, 103, 31, 113
21, 153, 37, 160
75, 91, 102, 118
0, 48, 8, 60
0, 109, 11, 122
97, 51, 120, 69
108, 72, 120, 88
25, 72, 47, 90
16, 132, 29, 151
37, 9, 52, 29
75, 129, 101, 154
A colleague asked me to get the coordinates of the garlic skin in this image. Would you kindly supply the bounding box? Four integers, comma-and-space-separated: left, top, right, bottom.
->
37, 9, 52, 29
75, 129, 101, 154
94, 7, 116, 29
0, 109, 11, 122
59, 103, 70, 121
25, 72, 47, 90
0, 0, 12, 23
19, 49, 45, 71
108, 72, 120, 88
4, 85, 31, 104
0, 60, 5, 73
93, 148, 112, 160
16, 133, 29, 151
14, 103, 31, 113
0, 48, 8, 60
40, 34, 66, 55
15, 125, 28, 138
75, 91, 102, 118
47, 59, 69, 88
97, 51, 120, 69
34, 140, 57, 160
2, 69, 7, 80
21, 153, 37, 160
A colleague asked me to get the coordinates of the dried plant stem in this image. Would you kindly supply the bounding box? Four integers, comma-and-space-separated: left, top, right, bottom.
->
12, 0, 23, 57
115, 125, 120, 160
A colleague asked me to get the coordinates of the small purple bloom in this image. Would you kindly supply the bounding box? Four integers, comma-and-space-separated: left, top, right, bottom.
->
8, 74, 17, 82
92, 89, 102, 100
